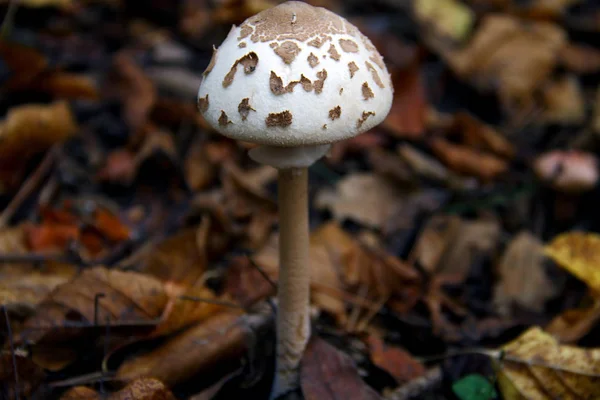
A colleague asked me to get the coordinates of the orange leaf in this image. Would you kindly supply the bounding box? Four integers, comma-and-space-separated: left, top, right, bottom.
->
25, 223, 79, 252
93, 208, 130, 242
367, 334, 425, 384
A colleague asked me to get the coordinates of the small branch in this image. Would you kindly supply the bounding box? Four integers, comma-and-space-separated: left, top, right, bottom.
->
0, 146, 59, 228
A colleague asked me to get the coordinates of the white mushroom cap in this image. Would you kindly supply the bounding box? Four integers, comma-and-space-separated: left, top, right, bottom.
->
197, 1, 394, 147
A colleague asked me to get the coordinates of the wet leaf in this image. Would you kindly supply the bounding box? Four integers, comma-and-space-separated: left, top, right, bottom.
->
21, 266, 168, 344
301, 336, 381, 400
442, 14, 566, 109
495, 326, 600, 399
430, 137, 508, 182
545, 232, 600, 292
366, 334, 425, 384
315, 174, 407, 228
493, 231, 555, 315
452, 374, 497, 400
116, 311, 249, 386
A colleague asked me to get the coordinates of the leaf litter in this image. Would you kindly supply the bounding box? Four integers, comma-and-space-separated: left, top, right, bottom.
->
2, 0, 600, 398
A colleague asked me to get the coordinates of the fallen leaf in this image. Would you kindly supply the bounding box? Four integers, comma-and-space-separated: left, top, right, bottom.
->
110, 378, 176, 400
366, 334, 425, 384
452, 374, 497, 400
451, 113, 515, 159
495, 326, 600, 399
546, 297, 600, 343
429, 137, 508, 182
301, 336, 381, 400
0, 41, 47, 91
140, 222, 209, 289
35, 72, 99, 100
381, 60, 427, 140
0, 350, 45, 399
315, 173, 407, 228
0, 101, 78, 166
367, 147, 415, 186
329, 132, 387, 164
24, 223, 79, 253
21, 266, 168, 344
541, 75, 585, 124
493, 231, 555, 315
397, 144, 467, 189
409, 214, 463, 274
96, 149, 137, 185
442, 14, 566, 110
116, 310, 254, 386
185, 140, 217, 191
414, 0, 475, 43
533, 150, 599, 193
223, 256, 276, 308
545, 231, 600, 292
559, 43, 600, 74
92, 208, 130, 243
107, 53, 156, 132
60, 386, 100, 400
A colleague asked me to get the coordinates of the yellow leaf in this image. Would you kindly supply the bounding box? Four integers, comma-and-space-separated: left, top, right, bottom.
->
496, 327, 600, 399
414, 0, 475, 43
544, 232, 600, 292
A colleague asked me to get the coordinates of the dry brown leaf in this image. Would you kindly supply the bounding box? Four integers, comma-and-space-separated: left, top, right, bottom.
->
110, 378, 176, 400
367, 147, 416, 186
541, 75, 585, 124
366, 335, 425, 384
107, 53, 156, 132
0, 350, 45, 399
0, 101, 78, 165
224, 256, 276, 308
315, 173, 407, 228
381, 61, 427, 140
0, 41, 47, 91
496, 326, 600, 399
429, 137, 508, 182
442, 14, 566, 110
301, 336, 381, 400
546, 297, 600, 343
397, 144, 468, 189
140, 222, 209, 289
559, 43, 600, 74
21, 266, 168, 344
35, 72, 99, 100
452, 113, 515, 159
409, 214, 463, 274
493, 231, 555, 316
185, 141, 217, 191
60, 386, 100, 400
116, 311, 249, 386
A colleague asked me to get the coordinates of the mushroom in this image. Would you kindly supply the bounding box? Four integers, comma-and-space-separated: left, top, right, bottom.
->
196, 1, 393, 397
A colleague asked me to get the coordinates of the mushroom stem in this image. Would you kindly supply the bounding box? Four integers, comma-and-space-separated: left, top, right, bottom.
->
272, 167, 311, 398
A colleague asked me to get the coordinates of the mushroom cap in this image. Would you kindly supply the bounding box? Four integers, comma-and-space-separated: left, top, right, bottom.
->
197, 1, 394, 147
533, 150, 599, 194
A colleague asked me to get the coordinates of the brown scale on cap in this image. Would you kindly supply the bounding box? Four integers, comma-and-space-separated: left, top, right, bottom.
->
270, 71, 300, 95
365, 61, 385, 89
348, 62, 359, 78
308, 37, 329, 48
357, 111, 375, 128
300, 75, 313, 92
266, 111, 293, 127
204, 47, 218, 77
273, 41, 302, 64
329, 106, 341, 120
362, 82, 374, 100
223, 52, 259, 88
198, 94, 209, 113
314, 69, 328, 94
308, 53, 319, 68
219, 111, 232, 126
239, 42, 247, 48
369, 54, 385, 70
339, 39, 359, 53
328, 44, 341, 61
237, 1, 352, 44
339, 88, 343, 95
238, 98, 255, 121
322, 124, 327, 129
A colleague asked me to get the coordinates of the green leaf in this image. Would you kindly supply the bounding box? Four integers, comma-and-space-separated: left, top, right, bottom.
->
452, 374, 497, 400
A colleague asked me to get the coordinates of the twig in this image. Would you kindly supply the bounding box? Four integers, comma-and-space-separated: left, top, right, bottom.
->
0, 146, 59, 228
3, 306, 20, 400
384, 367, 442, 400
